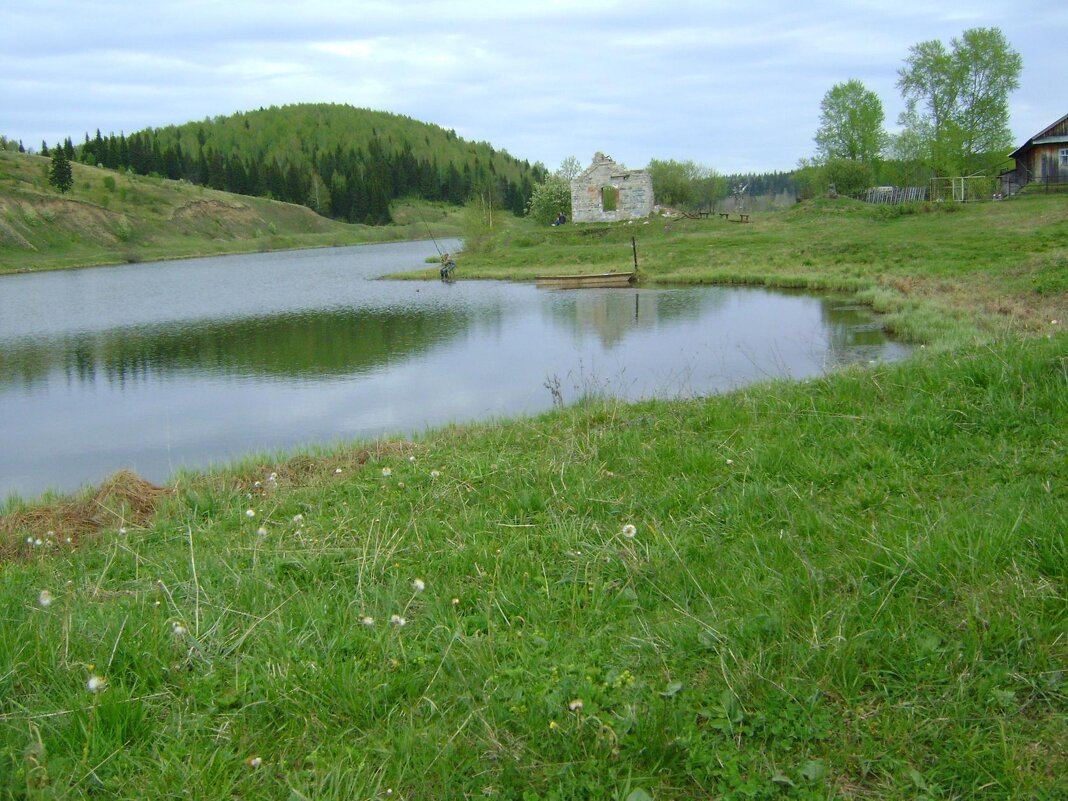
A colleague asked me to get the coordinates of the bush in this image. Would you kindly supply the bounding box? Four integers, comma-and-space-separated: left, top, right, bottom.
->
526, 175, 572, 225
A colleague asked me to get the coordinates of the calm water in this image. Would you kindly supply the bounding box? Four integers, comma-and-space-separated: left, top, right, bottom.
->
0, 240, 910, 499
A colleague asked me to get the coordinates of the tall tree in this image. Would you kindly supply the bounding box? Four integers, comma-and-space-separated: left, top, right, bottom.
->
814, 79, 887, 164
897, 27, 1021, 175
49, 147, 74, 193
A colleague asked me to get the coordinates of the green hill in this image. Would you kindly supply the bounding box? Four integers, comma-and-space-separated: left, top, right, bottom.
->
70, 103, 546, 224
0, 150, 464, 274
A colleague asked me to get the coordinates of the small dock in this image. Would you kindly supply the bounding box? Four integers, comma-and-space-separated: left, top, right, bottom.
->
535, 271, 638, 289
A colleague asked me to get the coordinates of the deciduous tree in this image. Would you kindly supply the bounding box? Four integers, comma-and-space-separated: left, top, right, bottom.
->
897, 27, 1021, 175
814, 79, 887, 164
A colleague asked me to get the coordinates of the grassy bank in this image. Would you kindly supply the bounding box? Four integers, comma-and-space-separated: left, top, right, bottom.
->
1, 335, 1064, 799
1, 194, 1065, 799
452, 195, 1067, 347
0, 151, 464, 274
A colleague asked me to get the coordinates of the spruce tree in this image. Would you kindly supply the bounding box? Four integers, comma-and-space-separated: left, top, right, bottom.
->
49, 147, 74, 193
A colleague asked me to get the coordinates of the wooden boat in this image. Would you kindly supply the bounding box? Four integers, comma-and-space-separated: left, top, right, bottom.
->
534, 271, 637, 289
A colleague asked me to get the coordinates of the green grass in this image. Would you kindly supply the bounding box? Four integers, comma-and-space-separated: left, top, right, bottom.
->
2, 336, 1065, 799
1, 191, 1066, 799
454, 195, 1068, 346
0, 152, 464, 274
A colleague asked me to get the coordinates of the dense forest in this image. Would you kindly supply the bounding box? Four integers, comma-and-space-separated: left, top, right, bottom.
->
52, 104, 548, 225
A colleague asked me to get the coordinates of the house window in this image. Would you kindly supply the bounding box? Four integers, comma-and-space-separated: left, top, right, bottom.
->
601, 185, 619, 212
1061, 148, 1068, 167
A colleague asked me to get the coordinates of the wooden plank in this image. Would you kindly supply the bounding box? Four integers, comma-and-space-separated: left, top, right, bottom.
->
535, 271, 637, 289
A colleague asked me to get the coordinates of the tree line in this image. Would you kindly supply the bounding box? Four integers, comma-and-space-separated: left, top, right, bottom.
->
36, 105, 547, 225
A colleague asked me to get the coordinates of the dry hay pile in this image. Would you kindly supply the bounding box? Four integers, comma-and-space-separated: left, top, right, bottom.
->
0, 470, 167, 560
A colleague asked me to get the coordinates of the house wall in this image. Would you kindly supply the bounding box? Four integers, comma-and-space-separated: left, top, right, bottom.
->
570, 153, 654, 222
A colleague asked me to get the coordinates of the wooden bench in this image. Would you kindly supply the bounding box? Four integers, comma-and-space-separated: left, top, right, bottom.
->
719, 213, 730, 220
729, 214, 751, 223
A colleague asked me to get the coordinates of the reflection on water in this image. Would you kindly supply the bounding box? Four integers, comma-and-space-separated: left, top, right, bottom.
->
0, 241, 910, 498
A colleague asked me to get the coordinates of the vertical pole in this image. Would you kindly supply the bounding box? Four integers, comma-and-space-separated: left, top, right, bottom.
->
631, 236, 638, 272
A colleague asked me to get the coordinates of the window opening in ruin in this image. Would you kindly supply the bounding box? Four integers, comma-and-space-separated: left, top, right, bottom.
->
601, 185, 619, 212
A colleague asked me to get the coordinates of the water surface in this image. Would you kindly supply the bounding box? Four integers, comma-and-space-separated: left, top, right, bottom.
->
0, 241, 910, 499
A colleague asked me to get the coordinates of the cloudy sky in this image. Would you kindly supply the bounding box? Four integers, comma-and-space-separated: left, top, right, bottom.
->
3, 1, 1064, 174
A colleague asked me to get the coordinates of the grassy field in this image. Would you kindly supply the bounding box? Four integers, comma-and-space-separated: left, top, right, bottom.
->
448, 194, 1068, 347
0, 193, 1065, 799
0, 151, 465, 274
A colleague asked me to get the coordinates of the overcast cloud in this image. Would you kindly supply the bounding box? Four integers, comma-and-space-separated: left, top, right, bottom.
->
2, 0, 1064, 173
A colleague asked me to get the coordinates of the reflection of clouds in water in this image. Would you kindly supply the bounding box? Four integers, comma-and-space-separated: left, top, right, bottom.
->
0, 246, 911, 498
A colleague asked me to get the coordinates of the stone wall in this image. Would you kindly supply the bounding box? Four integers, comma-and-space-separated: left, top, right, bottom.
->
570, 153, 654, 223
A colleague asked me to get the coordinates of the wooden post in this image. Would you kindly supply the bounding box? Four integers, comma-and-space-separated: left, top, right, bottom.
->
631, 236, 638, 272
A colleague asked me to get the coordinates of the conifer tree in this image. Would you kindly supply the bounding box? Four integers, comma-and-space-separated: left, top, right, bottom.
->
49, 147, 74, 192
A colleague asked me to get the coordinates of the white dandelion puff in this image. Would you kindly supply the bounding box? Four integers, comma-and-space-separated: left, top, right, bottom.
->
381, 467, 393, 477
118, 527, 127, 534
172, 622, 188, 637
37, 590, 55, 608
390, 614, 407, 627
292, 514, 304, 524
360, 616, 375, 627
430, 470, 441, 479
412, 578, 425, 592
621, 524, 637, 539
257, 526, 268, 536
246, 756, 263, 768
87, 675, 107, 693
335, 467, 343, 474
409, 456, 417, 463
245, 509, 255, 518
568, 698, 584, 711
726, 458, 734, 465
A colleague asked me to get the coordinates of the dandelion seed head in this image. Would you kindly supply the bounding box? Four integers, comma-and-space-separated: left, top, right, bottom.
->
568, 699, 583, 711
254, 481, 262, 488
118, 527, 127, 535
292, 514, 304, 524
34, 538, 43, 547
172, 622, 187, 637
381, 467, 392, 477
412, 578, 425, 592
430, 469, 441, 478
335, 467, 343, 474
621, 524, 637, 539
37, 590, 55, 608
247, 756, 262, 768
390, 614, 407, 627
726, 458, 734, 465
257, 526, 268, 536
87, 675, 107, 693
408, 455, 416, 463
360, 616, 375, 627
451, 597, 460, 607
245, 509, 255, 518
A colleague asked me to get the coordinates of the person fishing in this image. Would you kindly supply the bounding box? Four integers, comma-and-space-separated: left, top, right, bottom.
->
439, 251, 456, 281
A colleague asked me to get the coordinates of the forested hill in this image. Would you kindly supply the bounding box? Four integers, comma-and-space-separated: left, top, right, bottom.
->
69, 104, 547, 225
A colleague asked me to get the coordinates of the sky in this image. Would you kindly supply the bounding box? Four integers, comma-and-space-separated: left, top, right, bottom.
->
2, 1, 1065, 175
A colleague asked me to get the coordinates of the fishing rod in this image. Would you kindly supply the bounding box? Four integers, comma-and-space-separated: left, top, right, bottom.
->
418, 209, 444, 257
